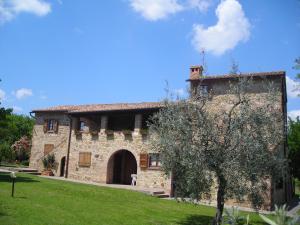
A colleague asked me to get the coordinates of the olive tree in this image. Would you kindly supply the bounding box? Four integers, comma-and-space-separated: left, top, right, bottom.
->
149, 77, 287, 225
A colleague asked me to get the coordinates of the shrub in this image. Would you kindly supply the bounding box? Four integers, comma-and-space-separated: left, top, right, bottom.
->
42, 154, 56, 170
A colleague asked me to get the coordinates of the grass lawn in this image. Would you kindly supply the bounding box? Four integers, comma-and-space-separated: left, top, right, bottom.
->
0, 173, 266, 225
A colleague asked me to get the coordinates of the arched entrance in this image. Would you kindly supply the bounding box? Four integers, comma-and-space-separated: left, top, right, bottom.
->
106, 150, 137, 185
60, 156, 66, 177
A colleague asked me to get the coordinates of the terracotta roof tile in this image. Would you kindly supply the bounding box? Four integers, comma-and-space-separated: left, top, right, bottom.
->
32, 102, 163, 113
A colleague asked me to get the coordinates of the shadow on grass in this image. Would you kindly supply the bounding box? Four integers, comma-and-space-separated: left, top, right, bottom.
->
0, 173, 39, 183
177, 215, 213, 225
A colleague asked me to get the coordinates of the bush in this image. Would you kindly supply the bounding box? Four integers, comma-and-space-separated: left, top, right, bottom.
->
42, 154, 56, 170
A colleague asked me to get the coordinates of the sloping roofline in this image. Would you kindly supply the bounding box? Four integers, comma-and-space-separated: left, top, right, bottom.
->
32, 102, 163, 114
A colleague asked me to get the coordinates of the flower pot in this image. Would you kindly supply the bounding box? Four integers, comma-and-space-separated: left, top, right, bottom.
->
41, 170, 54, 176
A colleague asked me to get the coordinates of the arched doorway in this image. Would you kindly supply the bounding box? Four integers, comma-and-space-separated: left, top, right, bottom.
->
106, 150, 137, 185
60, 156, 66, 177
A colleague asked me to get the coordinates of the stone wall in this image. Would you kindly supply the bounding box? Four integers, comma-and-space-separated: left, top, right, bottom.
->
29, 112, 70, 176
67, 130, 171, 192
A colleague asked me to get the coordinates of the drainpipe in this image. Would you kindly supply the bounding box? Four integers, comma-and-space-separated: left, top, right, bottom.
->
65, 115, 73, 178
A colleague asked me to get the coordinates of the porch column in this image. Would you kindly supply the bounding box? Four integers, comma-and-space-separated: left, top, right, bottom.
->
100, 115, 108, 133
134, 114, 142, 135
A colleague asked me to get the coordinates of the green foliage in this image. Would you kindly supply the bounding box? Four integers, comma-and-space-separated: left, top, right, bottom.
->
222, 207, 250, 225
0, 113, 34, 162
259, 205, 299, 225
288, 117, 300, 179
42, 153, 56, 170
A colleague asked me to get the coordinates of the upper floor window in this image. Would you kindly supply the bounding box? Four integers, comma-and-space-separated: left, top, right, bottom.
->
79, 121, 86, 131
149, 153, 161, 168
198, 85, 209, 97
43, 119, 58, 133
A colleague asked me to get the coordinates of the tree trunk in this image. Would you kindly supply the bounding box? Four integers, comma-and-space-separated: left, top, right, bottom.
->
212, 176, 226, 225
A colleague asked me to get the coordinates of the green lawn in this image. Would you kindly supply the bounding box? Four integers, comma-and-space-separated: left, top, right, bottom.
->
0, 173, 266, 225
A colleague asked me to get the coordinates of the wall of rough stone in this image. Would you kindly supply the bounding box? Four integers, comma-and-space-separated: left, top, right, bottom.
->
67, 130, 171, 192
29, 112, 70, 176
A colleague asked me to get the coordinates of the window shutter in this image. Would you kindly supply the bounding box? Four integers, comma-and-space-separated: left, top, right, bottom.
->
54, 120, 59, 133
44, 144, 54, 155
79, 152, 91, 167
140, 153, 148, 169
43, 120, 48, 133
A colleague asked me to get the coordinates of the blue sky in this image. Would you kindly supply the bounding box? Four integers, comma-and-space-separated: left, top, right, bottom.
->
0, 0, 299, 118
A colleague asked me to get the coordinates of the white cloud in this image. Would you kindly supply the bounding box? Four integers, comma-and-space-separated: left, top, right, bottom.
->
288, 110, 300, 120
12, 106, 23, 113
129, 0, 212, 21
0, 0, 51, 24
192, 0, 250, 55
0, 89, 5, 100
188, 0, 212, 13
286, 76, 300, 98
14, 88, 33, 99
129, 0, 183, 21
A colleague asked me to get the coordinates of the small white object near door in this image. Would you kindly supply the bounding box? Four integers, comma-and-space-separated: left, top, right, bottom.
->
131, 174, 137, 186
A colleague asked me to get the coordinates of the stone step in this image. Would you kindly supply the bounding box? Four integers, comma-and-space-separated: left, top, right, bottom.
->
155, 193, 170, 198
152, 191, 165, 195
16, 168, 38, 173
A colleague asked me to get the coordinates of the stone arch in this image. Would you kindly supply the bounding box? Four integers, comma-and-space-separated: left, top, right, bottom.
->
106, 149, 137, 185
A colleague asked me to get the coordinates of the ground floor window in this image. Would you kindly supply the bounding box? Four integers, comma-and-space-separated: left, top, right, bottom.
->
78, 152, 91, 167
149, 153, 161, 168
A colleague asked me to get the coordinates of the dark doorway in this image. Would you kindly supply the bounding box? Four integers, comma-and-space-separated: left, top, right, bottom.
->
107, 150, 137, 185
60, 156, 66, 177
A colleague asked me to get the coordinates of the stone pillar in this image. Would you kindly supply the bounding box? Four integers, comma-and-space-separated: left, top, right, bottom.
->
134, 114, 142, 135
100, 115, 108, 133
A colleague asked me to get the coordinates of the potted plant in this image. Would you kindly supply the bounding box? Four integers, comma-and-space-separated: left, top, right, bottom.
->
41, 153, 55, 176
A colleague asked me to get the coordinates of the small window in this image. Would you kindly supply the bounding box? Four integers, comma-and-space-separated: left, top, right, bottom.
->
48, 120, 55, 131
79, 121, 86, 131
149, 153, 161, 168
199, 85, 209, 97
44, 119, 58, 133
78, 152, 91, 167
44, 144, 54, 156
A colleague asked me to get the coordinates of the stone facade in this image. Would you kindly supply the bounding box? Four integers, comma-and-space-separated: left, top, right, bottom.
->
29, 66, 292, 210
30, 110, 172, 193
30, 112, 70, 175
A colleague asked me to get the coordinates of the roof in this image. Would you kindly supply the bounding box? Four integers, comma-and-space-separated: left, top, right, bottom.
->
32, 102, 163, 113
187, 71, 285, 81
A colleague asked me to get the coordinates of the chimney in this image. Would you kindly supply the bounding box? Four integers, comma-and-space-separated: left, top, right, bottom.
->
189, 65, 203, 80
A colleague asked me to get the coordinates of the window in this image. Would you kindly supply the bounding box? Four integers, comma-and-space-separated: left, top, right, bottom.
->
44, 144, 54, 156
43, 119, 58, 133
78, 152, 91, 167
79, 121, 86, 131
199, 85, 209, 97
48, 120, 55, 131
149, 153, 161, 168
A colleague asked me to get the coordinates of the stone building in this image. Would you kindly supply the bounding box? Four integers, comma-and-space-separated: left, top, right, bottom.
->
29, 66, 291, 209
